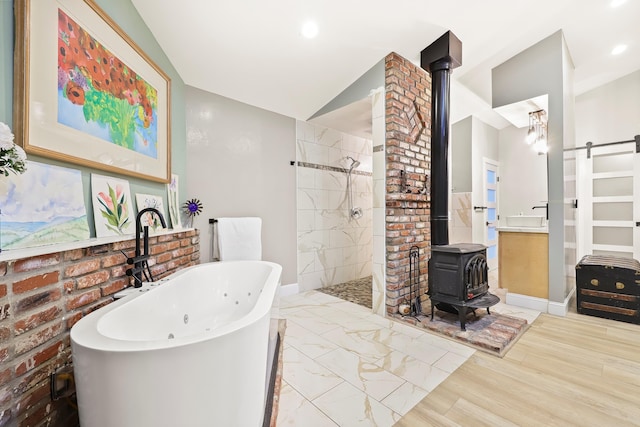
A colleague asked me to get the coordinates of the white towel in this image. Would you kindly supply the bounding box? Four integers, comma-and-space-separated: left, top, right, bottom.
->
217, 217, 262, 261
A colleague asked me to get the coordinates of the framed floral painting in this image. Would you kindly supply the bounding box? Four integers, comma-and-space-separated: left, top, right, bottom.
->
13, 0, 171, 183
167, 173, 182, 229
91, 173, 134, 237
135, 193, 166, 232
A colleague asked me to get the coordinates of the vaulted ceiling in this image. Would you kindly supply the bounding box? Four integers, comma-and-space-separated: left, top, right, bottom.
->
131, 0, 640, 128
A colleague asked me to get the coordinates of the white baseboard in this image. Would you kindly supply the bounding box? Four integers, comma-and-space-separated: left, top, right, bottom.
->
506, 293, 549, 312
547, 288, 575, 317
506, 289, 575, 317
279, 283, 299, 297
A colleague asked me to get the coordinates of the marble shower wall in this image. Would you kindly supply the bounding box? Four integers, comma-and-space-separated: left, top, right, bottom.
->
296, 121, 373, 291
450, 192, 472, 244
371, 88, 386, 316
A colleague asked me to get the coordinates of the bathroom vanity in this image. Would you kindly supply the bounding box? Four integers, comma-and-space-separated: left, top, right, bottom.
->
498, 219, 549, 299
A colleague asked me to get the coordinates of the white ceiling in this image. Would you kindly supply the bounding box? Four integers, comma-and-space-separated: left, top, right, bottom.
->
131, 0, 640, 132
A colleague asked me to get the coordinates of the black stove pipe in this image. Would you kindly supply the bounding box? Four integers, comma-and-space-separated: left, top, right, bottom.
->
429, 59, 452, 246
420, 31, 462, 246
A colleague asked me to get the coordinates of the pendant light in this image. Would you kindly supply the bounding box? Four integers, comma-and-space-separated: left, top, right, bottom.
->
525, 112, 536, 145
525, 109, 548, 154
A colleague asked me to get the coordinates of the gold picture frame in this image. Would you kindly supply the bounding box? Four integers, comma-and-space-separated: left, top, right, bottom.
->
14, 0, 171, 183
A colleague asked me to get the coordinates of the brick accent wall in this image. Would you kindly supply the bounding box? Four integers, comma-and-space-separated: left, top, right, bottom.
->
0, 230, 200, 426
384, 53, 432, 314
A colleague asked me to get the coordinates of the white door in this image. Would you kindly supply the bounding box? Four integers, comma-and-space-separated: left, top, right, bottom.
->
483, 158, 499, 270
576, 142, 640, 259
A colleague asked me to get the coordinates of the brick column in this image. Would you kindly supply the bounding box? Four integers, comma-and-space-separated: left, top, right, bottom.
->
384, 53, 432, 314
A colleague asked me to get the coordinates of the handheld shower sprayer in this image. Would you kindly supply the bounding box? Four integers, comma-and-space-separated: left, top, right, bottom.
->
345, 156, 363, 219
346, 156, 361, 170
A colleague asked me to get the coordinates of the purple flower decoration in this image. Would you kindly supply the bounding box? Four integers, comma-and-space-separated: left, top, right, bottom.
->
183, 198, 203, 227
183, 199, 202, 215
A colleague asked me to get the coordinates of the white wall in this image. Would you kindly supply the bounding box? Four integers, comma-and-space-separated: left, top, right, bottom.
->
296, 121, 373, 291
575, 70, 640, 145
185, 86, 297, 285
498, 125, 548, 220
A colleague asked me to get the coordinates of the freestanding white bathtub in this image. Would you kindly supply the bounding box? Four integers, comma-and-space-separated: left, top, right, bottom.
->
70, 260, 282, 427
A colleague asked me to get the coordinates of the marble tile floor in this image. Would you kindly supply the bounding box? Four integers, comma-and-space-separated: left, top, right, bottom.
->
274, 290, 540, 426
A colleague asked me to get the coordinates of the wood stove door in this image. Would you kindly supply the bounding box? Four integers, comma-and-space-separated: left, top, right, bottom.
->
483, 158, 499, 271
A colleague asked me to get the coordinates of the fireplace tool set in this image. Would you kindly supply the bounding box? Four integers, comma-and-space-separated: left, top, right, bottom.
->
408, 246, 423, 316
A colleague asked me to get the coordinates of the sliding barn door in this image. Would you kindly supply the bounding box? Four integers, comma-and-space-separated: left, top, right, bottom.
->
576, 142, 640, 260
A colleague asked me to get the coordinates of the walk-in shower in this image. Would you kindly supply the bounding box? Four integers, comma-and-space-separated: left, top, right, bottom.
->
346, 156, 363, 220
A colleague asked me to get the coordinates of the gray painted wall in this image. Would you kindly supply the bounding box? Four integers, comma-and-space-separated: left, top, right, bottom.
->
492, 32, 564, 108
1, 0, 187, 235
309, 59, 385, 120
0, 0, 11, 124
491, 31, 573, 304
185, 86, 297, 285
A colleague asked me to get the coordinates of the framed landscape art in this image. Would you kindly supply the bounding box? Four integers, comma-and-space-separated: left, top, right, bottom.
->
0, 161, 89, 250
13, 0, 171, 183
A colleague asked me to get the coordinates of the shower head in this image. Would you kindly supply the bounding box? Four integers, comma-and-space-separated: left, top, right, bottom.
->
347, 156, 361, 169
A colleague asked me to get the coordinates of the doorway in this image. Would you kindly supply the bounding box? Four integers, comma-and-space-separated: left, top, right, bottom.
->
483, 158, 500, 271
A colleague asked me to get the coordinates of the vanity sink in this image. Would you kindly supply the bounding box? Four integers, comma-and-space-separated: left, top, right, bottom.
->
505, 215, 546, 227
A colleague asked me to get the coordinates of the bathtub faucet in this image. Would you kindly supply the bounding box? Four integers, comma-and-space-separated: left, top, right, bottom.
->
126, 208, 167, 288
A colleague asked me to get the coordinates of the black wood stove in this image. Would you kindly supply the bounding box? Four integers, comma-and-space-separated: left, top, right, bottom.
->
428, 244, 499, 330
421, 33, 498, 331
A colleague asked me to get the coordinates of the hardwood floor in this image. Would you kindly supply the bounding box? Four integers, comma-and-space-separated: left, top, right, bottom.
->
396, 309, 640, 426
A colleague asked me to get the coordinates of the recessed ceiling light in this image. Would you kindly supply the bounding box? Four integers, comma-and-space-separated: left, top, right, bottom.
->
611, 44, 627, 55
301, 21, 318, 39
610, 0, 627, 7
